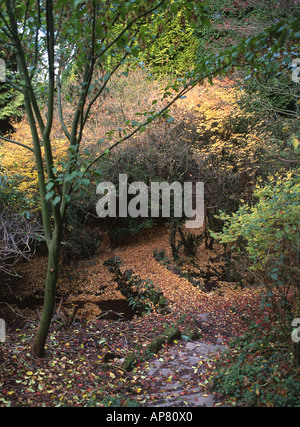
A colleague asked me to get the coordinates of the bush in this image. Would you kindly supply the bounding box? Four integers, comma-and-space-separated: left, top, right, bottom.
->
141, 12, 199, 77
99, 125, 200, 247
218, 172, 299, 265
0, 209, 43, 280
173, 79, 285, 248
210, 324, 300, 407
169, 219, 204, 259
61, 197, 101, 265
0, 167, 32, 214
122, 352, 138, 372
0, 168, 43, 280
213, 170, 300, 364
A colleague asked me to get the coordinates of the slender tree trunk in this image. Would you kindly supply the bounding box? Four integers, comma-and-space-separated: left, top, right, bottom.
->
32, 226, 62, 357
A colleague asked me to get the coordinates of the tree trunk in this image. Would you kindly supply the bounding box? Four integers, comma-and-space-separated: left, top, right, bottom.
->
31, 227, 61, 357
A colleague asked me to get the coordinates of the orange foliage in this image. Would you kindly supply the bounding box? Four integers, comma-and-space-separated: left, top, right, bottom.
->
0, 76, 274, 205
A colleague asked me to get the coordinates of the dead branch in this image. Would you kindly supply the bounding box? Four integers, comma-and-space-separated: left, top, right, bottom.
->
0, 209, 44, 280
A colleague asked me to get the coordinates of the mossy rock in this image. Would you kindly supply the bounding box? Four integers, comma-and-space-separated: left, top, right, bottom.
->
147, 336, 165, 355
122, 352, 137, 372
163, 327, 182, 344
187, 329, 201, 340
146, 327, 182, 356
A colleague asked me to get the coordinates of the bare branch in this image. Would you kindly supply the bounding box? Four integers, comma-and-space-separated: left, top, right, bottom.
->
0, 210, 44, 280
0, 135, 35, 153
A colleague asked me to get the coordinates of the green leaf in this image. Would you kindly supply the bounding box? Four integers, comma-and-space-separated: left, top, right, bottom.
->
73, 0, 84, 7
46, 182, 54, 192
79, 178, 90, 187
292, 136, 299, 150
93, 170, 102, 178
45, 190, 55, 201
270, 273, 278, 281
64, 194, 71, 204
116, 36, 127, 49
68, 145, 78, 154
52, 195, 61, 207
64, 173, 74, 183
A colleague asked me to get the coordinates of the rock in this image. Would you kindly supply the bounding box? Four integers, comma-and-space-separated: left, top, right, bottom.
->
163, 327, 181, 344
147, 336, 166, 355
146, 327, 182, 356
145, 391, 216, 408
122, 352, 137, 372
197, 313, 210, 322
134, 339, 227, 407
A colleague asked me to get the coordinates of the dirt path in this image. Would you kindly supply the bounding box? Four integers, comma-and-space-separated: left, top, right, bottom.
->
109, 228, 230, 407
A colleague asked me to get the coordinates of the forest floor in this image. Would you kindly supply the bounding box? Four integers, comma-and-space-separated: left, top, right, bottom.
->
0, 225, 269, 407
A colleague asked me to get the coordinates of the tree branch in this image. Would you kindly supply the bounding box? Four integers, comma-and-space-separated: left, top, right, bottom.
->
86, 84, 191, 170
57, 71, 71, 141
0, 135, 35, 153
94, 0, 168, 60
44, 0, 55, 139
86, 55, 233, 172
0, 10, 14, 39
82, 20, 147, 131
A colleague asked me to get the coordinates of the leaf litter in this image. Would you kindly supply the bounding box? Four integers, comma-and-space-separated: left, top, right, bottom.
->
0, 226, 267, 407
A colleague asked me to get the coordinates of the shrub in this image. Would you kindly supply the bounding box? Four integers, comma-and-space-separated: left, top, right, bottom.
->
99, 125, 200, 247
169, 219, 204, 259
0, 168, 43, 281
213, 170, 300, 364
62, 197, 101, 265
172, 78, 285, 248
0, 166, 33, 215
122, 352, 138, 372
0, 119, 69, 203
210, 324, 300, 407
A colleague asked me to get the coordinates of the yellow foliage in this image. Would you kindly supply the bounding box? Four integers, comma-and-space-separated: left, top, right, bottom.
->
0, 76, 285, 206
175, 77, 272, 174
0, 120, 69, 202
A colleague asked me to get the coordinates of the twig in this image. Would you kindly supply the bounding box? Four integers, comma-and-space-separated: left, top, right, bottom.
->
0, 301, 31, 320
0, 210, 44, 278
94, 310, 125, 321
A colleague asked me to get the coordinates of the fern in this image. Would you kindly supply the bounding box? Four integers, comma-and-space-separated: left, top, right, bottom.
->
0, 83, 23, 122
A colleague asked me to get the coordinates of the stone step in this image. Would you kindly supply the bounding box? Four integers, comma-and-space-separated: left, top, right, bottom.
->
132, 339, 227, 407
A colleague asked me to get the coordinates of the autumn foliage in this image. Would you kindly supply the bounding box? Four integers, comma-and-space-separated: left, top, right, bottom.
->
0, 71, 299, 406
